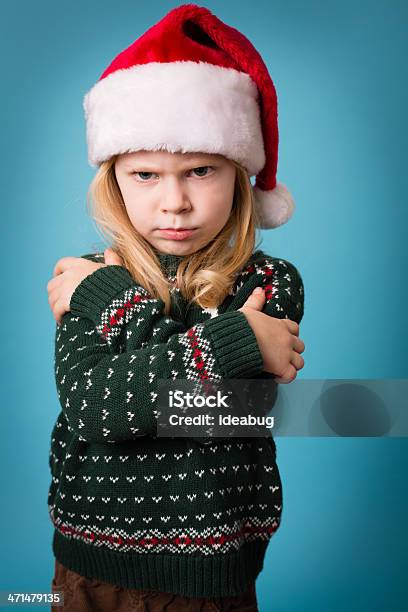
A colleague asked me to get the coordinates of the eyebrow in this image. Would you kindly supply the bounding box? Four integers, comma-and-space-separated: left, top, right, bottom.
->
123, 155, 216, 169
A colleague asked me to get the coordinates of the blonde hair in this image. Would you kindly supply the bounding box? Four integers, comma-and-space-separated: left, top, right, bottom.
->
86, 154, 263, 315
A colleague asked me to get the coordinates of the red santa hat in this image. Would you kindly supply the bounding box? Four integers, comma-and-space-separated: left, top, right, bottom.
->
83, 3, 295, 229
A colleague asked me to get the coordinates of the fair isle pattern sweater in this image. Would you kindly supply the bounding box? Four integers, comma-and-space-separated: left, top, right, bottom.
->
48, 247, 304, 598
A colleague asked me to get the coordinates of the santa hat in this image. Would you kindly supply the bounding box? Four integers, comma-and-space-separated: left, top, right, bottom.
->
83, 3, 295, 229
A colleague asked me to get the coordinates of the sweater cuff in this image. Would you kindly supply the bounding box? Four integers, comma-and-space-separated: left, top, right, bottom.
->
70, 265, 146, 323
202, 310, 264, 378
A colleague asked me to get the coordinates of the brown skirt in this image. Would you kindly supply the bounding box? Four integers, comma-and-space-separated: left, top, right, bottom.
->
51, 559, 259, 611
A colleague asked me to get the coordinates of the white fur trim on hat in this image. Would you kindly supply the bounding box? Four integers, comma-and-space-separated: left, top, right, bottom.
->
83, 61, 266, 174
253, 183, 295, 229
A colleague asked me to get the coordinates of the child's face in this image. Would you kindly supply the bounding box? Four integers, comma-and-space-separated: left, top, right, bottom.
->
114, 150, 236, 256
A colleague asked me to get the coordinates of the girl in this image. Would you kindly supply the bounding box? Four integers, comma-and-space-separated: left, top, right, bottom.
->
47, 4, 305, 611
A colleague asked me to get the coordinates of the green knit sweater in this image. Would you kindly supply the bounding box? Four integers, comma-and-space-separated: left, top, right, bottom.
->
48, 247, 304, 598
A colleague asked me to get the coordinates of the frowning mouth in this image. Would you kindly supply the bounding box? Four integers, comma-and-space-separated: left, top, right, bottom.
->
158, 228, 197, 240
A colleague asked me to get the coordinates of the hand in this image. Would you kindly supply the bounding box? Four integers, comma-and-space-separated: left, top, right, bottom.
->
47, 248, 124, 326
238, 287, 305, 383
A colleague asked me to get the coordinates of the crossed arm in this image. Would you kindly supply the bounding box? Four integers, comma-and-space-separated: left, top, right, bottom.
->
54, 254, 304, 444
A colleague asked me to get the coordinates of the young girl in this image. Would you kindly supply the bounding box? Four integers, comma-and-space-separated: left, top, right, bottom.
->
47, 4, 305, 611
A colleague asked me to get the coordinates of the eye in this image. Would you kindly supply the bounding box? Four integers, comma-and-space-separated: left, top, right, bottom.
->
131, 166, 214, 181
132, 171, 157, 181
190, 166, 213, 177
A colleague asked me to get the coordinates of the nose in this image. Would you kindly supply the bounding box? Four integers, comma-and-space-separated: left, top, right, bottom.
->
159, 177, 192, 214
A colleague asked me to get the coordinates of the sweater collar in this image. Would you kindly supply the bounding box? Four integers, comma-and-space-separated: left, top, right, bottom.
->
152, 246, 187, 277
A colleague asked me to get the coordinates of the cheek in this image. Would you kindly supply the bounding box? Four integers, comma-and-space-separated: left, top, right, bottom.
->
129, 208, 150, 228
119, 183, 150, 224
123, 198, 151, 232
202, 182, 234, 223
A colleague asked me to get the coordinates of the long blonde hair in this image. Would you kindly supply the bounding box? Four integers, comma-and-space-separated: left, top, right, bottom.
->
86, 154, 263, 315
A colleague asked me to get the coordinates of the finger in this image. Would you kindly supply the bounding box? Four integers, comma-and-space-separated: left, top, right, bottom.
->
273, 364, 297, 384
49, 295, 60, 322
242, 287, 265, 310
47, 274, 62, 293
293, 336, 305, 353
48, 291, 56, 311
47, 280, 63, 308
53, 257, 78, 278
53, 300, 68, 326
50, 301, 60, 325
284, 319, 299, 337
104, 248, 123, 265
290, 352, 304, 371
49, 291, 60, 317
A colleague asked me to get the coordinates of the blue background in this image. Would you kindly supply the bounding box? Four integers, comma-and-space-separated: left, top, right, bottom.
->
1, 0, 407, 610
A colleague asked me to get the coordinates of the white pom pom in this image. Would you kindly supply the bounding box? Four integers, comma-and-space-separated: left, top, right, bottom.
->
253, 183, 295, 229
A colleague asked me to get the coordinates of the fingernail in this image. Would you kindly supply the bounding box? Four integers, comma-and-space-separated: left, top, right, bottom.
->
254, 287, 263, 293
